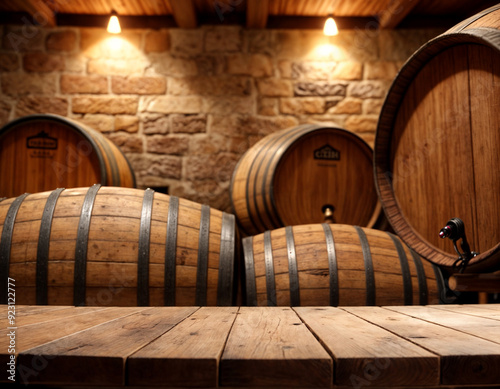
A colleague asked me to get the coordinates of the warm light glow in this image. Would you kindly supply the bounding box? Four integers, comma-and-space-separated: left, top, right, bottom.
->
323, 16, 338, 36
107, 14, 121, 34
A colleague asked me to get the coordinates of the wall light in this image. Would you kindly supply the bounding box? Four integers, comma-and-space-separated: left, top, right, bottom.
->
323, 15, 338, 36
107, 11, 121, 34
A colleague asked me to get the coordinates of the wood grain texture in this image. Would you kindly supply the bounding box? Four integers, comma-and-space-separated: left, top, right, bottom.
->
246, 0, 269, 27
0, 186, 236, 306
0, 306, 145, 383
345, 306, 500, 386
387, 305, 500, 345
243, 223, 443, 306
0, 114, 135, 198
17, 307, 197, 386
374, 7, 500, 272
128, 306, 238, 387
295, 306, 438, 387
220, 306, 332, 387
230, 125, 380, 236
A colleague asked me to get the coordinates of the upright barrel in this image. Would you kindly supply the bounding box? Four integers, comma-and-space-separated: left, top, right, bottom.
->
0, 186, 237, 306
0, 114, 136, 197
231, 124, 381, 236
243, 224, 449, 306
374, 4, 500, 272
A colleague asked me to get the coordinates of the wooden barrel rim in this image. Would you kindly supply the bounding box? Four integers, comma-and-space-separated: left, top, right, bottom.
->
374, 26, 500, 271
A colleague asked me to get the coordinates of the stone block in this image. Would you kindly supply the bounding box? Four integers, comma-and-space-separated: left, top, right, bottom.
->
144, 30, 170, 53
46, 30, 77, 52
80, 28, 141, 59
1, 72, 57, 95
150, 54, 198, 77
60, 74, 108, 94
348, 81, 389, 99
142, 114, 169, 135
363, 99, 384, 115
75, 114, 114, 132
170, 29, 203, 57
115, 115, 139, 133
2, 25, 44, 52
23, 52, 64, 72
204, 26, 242, 52
144, 96, 202, 114
15, 96, 68, 117
72, 96, 138, 114
226, 53, 273, 77
202, 96, 254, 114
258, 98, 278, 116
111, 76, 166, 95
171, 114, 207, 134
106, 132, 144, 153
87, 58, 148, 76
146, 134, 189, 155
365, 61, 399, 80
294, 81, 347, 97
257, 79, 293, 97
0, 52, 19, 71
328, 98, 362, 114
332, 62, 363, 80
280, 97, 325, 114
168, 76, 251, 96
344, 115, 379, 133
291, 61, 336, 80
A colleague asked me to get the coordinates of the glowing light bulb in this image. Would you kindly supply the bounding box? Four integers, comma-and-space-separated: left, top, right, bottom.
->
107, 13, 121, 34
323, 16, 338, 36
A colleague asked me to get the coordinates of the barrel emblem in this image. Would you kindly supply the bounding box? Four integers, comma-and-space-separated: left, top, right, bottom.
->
26, 131, 58, 150
314, 144, 340, 161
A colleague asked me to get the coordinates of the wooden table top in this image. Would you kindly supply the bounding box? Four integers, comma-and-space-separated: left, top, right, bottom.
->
1, 304, 500, 388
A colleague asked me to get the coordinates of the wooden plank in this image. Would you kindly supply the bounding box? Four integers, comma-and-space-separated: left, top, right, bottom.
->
0, 305, 70, 327
220, 307, 332, 387
247, 0, 269, 28
388, 305, 500, 344
344, 306, 500, 386
11, 306, 107, 327
378, 0, 421, 28
2, 306, 145, 384
169, 0, 197, 28
128, 306, 238, 387
432, 304, 500, 318
295, 307, 438, 387
17, 307, 198, 386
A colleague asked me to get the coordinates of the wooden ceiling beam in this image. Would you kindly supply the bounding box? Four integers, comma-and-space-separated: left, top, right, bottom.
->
24, 0, 56, 27
169, 0, 197, 28
378, 0, 421, 29
246, 0, 269, 28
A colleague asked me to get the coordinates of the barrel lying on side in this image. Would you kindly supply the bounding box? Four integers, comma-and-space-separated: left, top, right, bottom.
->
0, 186, 237, 306
243, 224, 449, 306
0, 114, 136, 198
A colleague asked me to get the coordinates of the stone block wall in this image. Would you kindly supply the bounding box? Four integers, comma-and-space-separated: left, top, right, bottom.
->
0, 23, 443, 211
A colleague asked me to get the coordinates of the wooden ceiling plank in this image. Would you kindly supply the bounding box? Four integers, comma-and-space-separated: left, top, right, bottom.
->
169, 0, 197, 28
379, 0, 421, 29
246, 0, 269, 28
24, 0, 56, 27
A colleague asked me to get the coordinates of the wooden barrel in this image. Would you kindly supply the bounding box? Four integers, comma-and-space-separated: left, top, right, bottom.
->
0, 186, 237, 306
242, 224, 450, 306
374, 4, 500, 273
230, 124, 381, 236
0, 114, 136, 198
